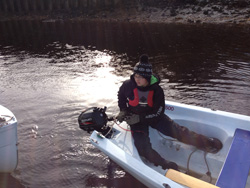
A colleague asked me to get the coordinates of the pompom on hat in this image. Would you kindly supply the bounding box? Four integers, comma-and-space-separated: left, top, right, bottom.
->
133, 54, 152, 82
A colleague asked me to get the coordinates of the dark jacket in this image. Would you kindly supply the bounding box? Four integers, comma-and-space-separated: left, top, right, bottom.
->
117, 74, 165, 125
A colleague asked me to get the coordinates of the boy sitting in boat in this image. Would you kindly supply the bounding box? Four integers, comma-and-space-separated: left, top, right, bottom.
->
116, 54, 222, 170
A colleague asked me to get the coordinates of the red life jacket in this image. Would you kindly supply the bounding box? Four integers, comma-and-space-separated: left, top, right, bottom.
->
129, 88, 154, 111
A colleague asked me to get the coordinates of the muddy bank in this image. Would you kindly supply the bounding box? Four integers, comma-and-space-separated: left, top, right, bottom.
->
93, 5, 250, 25
0, 1, 250, 25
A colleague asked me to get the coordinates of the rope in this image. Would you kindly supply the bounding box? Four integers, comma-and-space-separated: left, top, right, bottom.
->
113, 119, 148, 137
114, 120, 132, 132
103, 123, 115, 138
204, 151, 212, 183
0, 115, 15, 127
157, 130, 212, 182
186, 148, 198, 174
186, 148, 212, 183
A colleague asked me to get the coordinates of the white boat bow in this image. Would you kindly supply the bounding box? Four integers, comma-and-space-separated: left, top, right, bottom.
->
0, 105, 18, 173
88, 101, 250, 188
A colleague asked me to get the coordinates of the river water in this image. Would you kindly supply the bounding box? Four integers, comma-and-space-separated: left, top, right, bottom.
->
0, 20, 250, 188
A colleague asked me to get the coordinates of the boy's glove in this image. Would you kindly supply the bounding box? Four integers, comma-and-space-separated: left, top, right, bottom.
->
125, 113, 140, 125
116, 110, 127, 122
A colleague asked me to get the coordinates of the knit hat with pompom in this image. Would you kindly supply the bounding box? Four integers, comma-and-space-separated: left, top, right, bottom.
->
133, 54, 152, 82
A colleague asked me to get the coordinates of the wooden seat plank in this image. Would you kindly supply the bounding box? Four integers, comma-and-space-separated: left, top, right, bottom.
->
166, 169, 219, 188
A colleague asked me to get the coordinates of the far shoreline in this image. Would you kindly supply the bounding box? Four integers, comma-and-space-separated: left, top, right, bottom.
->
0, 5, 250, 26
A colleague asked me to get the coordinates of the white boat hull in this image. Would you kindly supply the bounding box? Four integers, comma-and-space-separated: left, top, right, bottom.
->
0, 105, 18, 173
90, 101, 250, 188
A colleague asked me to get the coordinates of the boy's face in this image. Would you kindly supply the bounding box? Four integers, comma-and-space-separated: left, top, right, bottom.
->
134, 74, 149, 87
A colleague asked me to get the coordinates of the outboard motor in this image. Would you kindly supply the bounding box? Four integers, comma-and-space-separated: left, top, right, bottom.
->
78, 107, 112, 137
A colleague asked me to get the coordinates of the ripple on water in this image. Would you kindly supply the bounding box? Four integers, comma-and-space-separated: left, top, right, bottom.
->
1, 21, 250, 188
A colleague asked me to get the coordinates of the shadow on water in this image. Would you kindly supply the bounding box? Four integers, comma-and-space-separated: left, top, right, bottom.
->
1, 20, 250, 114
0, 20, 250, 188
85, 160, 147, 188
1, 20, 250, 73
1, 20, 250, 57
0, 173, 25, 188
